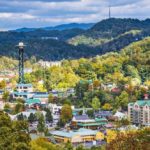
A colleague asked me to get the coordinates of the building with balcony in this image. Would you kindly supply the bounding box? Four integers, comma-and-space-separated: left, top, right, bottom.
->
128, 100, 150, 126
12, 83, 34, 99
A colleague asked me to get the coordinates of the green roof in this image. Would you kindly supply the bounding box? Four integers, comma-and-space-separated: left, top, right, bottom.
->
25, 99, 41, 105
95, 118, 108, 122
78, 122, 107, 127
136, 100, 150, 106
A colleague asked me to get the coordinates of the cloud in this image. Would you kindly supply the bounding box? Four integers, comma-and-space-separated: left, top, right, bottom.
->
0, 0, 149, 30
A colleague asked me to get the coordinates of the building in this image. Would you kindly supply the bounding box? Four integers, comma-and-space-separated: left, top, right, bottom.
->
114, 111, 127, 120
33, 92, 49, 103
71, 114, 108, 129
48, 103, 75, 115
25, 98, 41, 108
38, 60, 61, 68
51, 128, 104, 143
12, 83, 34, 99
128, 100, 150, 126
16, 83, 33, 93
9, 109, 46, 120
95, 111, 113, 118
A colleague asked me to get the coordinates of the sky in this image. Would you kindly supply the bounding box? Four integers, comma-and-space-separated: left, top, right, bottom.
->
0, 0, 150, 30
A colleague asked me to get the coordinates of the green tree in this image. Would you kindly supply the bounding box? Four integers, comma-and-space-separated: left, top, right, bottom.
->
4, 103, 11, 112
114, 91, 129, 110
28, 113, 37, 123
37, 114, 45, 134
17, 113, 24, 120
0, 80, 6, 89
14, 103, 24, 114
0, 111, 31, 149
48, 93, 54, 103
87, 110, 94, 118
2, 91, 10, 102
45, 109, 53, 123
92, 96, 100, 111
60, 104, 72, 124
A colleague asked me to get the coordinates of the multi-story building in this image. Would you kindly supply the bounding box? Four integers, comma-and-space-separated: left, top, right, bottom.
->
128, 100, 150, 126
12, 83, 34, 99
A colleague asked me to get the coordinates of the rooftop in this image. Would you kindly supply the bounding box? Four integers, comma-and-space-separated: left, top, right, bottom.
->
25, 98, 41, 105
13, 92, 31, 95
73, 114, 90, 121
51, 128, 97, 138
17, 83, 33, 87
135, 100, 150, 106
78, 122, 107, 126
33, 93, 49, 98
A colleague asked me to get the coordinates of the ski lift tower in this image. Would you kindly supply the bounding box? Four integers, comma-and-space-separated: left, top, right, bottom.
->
16, 42, 25, 83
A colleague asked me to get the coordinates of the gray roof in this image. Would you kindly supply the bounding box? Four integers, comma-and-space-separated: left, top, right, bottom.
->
51, 128, 97, 138
17, 83, 33, 87
74, 114, 89, 120
95, 111, 112, 117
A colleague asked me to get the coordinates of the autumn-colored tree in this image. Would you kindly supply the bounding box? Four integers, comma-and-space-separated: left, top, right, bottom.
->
48, 93, 54, 103
60, 104, 72, 124
107, 128, 150, 150
0, 80, 6, 89
102, 103, 112, 110
30, 137, 60, 150
2, 91, 10, 102
106, 129, 117, 144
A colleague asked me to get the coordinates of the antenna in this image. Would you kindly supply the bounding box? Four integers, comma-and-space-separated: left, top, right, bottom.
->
109, 5, 111, 19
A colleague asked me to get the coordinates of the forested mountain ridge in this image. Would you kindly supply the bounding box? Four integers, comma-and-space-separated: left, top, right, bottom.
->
0, 18, 150, 60
69, 18, 150, 47
14, 23, 94, 32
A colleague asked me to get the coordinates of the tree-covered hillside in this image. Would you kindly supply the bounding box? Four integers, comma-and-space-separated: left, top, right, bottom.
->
69, 18, 150, 51
1, 37, 150, 110
0, 18, 150, 60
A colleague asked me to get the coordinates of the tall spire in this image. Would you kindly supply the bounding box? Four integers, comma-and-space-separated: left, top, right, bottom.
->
109, 5, 111, 19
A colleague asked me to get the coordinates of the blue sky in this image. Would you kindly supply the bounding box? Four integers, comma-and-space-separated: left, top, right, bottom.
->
0, 0, 149, 30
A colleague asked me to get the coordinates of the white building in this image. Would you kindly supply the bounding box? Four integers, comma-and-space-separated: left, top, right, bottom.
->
48, 103, 74, 115
114, 111, 127, 120
16, 83, 33, 93
48, 103, 62, 115
12, 83, 34, 99
38, 60, 61, 68
128, 100, 150, 126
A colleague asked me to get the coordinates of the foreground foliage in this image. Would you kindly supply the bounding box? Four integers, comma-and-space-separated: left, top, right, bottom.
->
0, 111, 31, 150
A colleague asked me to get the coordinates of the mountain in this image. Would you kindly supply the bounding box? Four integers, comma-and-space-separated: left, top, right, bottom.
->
69, 18, 150, 46
15, 23, 94, 32
1, 18, 150, 61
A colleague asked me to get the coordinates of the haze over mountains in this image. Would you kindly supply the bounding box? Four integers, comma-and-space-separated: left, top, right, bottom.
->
14, 23, 94, 32
1, 18, 150, 61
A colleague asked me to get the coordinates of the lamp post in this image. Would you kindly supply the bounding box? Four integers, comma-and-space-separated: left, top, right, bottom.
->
16, 42, 25, 84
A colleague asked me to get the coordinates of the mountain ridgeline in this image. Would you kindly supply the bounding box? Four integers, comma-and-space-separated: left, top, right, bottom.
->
1, 18, 150, 60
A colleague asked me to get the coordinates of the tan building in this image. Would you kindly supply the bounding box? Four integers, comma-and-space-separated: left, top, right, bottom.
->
51, 128, 104, 143
128, 100, 150, 126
